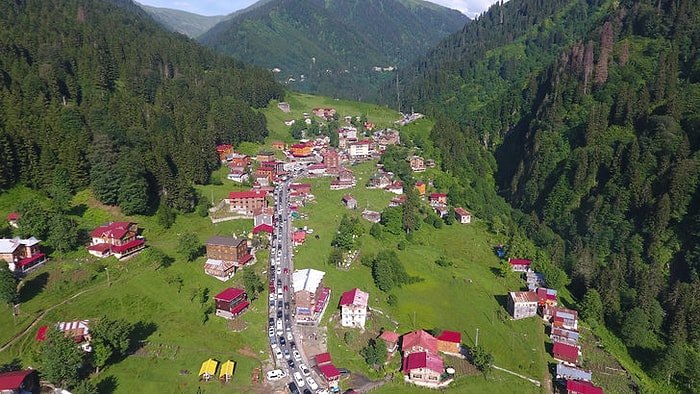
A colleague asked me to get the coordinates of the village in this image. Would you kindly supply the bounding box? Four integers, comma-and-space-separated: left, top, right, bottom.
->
1, 102, 603, 394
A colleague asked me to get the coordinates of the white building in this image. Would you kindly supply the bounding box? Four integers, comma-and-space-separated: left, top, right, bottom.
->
338, 288, 369, 328
348, 141, 371, 159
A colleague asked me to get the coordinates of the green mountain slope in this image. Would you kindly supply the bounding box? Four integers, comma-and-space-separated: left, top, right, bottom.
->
198, 0, 468, 101
394, 0, 700, 391
0, 0, 284, 213
138, 3, 229, 38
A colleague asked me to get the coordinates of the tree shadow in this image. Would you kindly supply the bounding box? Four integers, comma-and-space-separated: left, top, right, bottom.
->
493, 294, 509, 313
129, 321, 158, 348
19, 272, 49, 303
69, 203, 88, 217
0, 358, 22, 373
489, 267, 501, 278
96, 375, 119, 394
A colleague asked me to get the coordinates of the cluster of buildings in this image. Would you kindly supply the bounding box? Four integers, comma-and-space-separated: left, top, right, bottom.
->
0, 233, 47, 275
291, 268, 331, 325
505, 259, 603, 393
203, 236, 254, 281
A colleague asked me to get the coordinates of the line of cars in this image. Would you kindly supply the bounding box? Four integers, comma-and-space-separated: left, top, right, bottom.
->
268, 178, 324, 394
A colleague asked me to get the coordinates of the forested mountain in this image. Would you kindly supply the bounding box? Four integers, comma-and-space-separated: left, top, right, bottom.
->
0, 0, 284, 214
138, 3, 230, 38
393, 0, 700, 390
198, 0, 468, 101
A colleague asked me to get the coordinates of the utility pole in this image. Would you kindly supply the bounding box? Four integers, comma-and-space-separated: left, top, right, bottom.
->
475, 327, 479, 347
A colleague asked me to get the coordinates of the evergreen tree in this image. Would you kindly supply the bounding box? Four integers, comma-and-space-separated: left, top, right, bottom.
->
41, 327, 84, 389
176, 232, 202, 262
0, 267, 17, 306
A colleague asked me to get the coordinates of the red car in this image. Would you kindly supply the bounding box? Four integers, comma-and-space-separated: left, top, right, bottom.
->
283, 268, 289, 274
283, 285, 288, 292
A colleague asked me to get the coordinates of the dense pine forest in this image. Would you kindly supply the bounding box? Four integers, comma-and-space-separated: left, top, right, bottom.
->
391, 0, 700, 390
0, 0, 284, 213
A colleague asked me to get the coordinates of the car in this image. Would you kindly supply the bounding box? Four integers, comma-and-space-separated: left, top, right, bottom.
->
269, 317, 274, 327
293, 371, 306, 387
316, 390, 329, 394
268, 327, 275, 337
277, 310, 282, 319
283, 267, 289, 274
293, 350, 301, 361
287, 359, 295, 369
283, 285, 288, 292
289, 340, 297, 349
274, 348, 283, 360
303, 389, 312, 394
284, 348, 291, 359
278, 336, 286, 346
286, 321, 292, 331
277, 278, 282, 287
299, 363, 310, 376
269, 293, 275, 301
284, 302, 290, 310
276, 319, 283, 332
270, 336, 277, 346
288, 381, 300, 394
287, 331, 293, 341
306, 377, 318, 390
277, 267, 282, 275
266, 369, 287, 381
269, 299, 275, 307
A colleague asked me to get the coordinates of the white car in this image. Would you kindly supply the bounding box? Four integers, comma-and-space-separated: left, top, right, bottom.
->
266, 369, 287, 381
293, 350, 301, 361
274, 348, 283, 360
268, 327, 275, 337
284, 348, 290, 359
293, 371, 305, 387
287, 331, 293, 341
306, 377, 318, 390
276, 319, 283, 333
299, 364, 310, 376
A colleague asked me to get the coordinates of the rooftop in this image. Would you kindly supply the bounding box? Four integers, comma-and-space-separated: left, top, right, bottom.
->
509, 291, 540, 303
214, 288, 245, 302
436, 330, 461, 344
339, 288, 369, 307
402, 330, 438, 354
292, 268, 325, 293
206, 236, 246, 248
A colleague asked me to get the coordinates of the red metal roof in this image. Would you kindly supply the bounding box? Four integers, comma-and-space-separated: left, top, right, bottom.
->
214, 288, 246, 302
508, 258, 532, 266
238, 254, 254, 264
18, 253, 45, 267
230, 300, 249, 315
90, 221, 134, 239
253, 224, 274, 234
111, 239, 144, 253
315, 352, 332, 365
7, 212, 19, 221
228, 190, 266, 199
402, 330, 438, 354
36, 326, 48, 341
87, 243, 112, 253
318, 363, 341, 380
403, 351, 444, 374
437, 330, 461, 344
566, 379, 603, 394
429, 193, 447, 198
380, 331, 400, 343
293, 231, 306, 242
553, 341, 579, 364
454, 207, 470, 216
0, 369, 34, 390
338, 288, 368, 307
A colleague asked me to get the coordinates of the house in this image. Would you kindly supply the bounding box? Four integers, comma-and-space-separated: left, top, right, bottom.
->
290, 144, 312, 157
507, 291, 540, 319
37, 320, 93, 352
436, 331, 461, 355
366, 172, 392, 189
292, 269, 326, 322
454, 207, 471, 224
255, 165, 275, 184
409, 156, 425, 172
87, 222, 144, 259
361, 210, 381, 223
380, 331, 400, 353
556, 363, 592, 382
227, 170, 248, 183
228, 153, 250, 168
549, 307, 579, 331
348, 140, 371, 159
289, 183, 312, 196
216, 144, 234, 161
341, 195, 358, 209
0, 368, 39, 394
253, 207, 274, 227
550, 327, 580, 346
566, 379, 603, 394
403, 351, 445, 386
199, 358, 219, 382
315, 352, 332, 366
278, 102, 290, 112
204, 237, 252, 280
322, 150, 340, 169
318, 363, 341, 390
292, 231, 307, 246
414, 181, 426, 196
536, 287, 558, 306
402, 330, 438, 356
389, 195, 406, 207
339, 288, 369, 328
219, 359, 235, 382
384, 181, 403, 195
228, 190, 267, 215
255, 151, 275, 162
552, 341, 580, 365
429, 193, 447, 206
6, 212, 19, 228
253, 224, 274, 235
307, 163, 327, 175
508, 258, 532, 272
0, 237, 47, 273
526, 270, 547, 290
272, 141, 286, 150
213, 287, 249, 319
433, 205, 449, 218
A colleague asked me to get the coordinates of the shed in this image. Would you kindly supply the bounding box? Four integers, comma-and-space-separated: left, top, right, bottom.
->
199, 358, 219, 381
219, 360, 235, 382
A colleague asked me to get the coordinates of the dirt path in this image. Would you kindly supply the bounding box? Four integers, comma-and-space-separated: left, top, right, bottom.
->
0, 279, 114, 352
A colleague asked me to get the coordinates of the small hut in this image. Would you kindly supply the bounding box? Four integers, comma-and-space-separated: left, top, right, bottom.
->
199, 358, 219, 381
219, 360, 235, 382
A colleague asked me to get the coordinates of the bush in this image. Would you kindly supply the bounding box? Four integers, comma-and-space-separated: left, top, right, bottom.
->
397, 241, 406, 250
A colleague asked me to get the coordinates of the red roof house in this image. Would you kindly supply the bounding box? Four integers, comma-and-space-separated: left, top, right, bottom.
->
87, 222, 144, 259
402, 330, 438, 356
315, 352, 332, 366
0, 369, 39, 393
213, 288, 249, 319
253, 224, 274, 235
429, 193, 447, 205
508, 258, 532, 272
566, 379, 604, 394
403, 351, 444, 385
553, 341, 580, 365
454, 207, 472, 224
436, 331, 461, 354
380, 331, 400, 352
292, 231, 307, 245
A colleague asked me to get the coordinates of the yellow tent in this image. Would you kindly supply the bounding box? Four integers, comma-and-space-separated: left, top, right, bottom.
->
198, 358, 218, 381
219, 360, 235, 382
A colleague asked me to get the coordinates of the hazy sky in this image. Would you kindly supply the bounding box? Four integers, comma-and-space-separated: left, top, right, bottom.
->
137, 0, 499, 19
